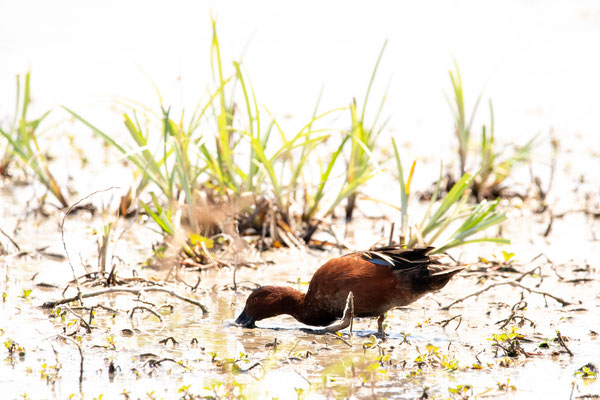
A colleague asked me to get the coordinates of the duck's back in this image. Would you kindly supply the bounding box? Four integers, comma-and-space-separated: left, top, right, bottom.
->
300, 246, 461, 325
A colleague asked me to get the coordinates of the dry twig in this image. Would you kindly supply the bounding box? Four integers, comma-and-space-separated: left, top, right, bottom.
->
61, 187, 119, 305
56, 334, 84, 393
496, 301, 536, 329
63, 305, 92, 333
143, 358, 185, 368
556, 331, 574, 356
0, 226, 20, 251
42, 286, 209, 314
437, 314, 463, 330
130, 306, 163, 322
326, 332, 353, 347
441, 280, 571, 310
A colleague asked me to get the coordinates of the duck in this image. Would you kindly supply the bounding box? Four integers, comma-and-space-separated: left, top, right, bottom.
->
235, 244, 463, 337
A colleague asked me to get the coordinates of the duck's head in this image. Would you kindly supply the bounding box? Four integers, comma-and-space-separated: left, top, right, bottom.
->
235, 286, 301, 328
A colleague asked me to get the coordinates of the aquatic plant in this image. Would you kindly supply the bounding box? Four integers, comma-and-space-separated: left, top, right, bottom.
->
487, 327, 525, 358
0, 72, 69, 207
65, 20, 354, 262
574, 363, 597, 382
393, 138, 509, 253
448, 63, 538, 199
343, 40, 389, 221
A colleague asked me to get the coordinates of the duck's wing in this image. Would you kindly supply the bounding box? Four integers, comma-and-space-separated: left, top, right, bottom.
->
358, 244, 463, 292
356, 245, 436, 271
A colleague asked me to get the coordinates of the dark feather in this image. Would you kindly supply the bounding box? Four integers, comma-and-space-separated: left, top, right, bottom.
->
357, 244, 462, 294
357, 244, 436, 271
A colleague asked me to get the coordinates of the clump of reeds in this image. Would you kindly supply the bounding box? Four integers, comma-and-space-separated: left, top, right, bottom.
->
447, 63, 538, 200
0, 72, 69, 208
59, 23, 532, 264
393, 138, 509, 254
66, 20, 366, 266
343, 40, 389, 221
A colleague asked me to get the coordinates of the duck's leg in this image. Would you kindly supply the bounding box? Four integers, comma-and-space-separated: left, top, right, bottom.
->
324, 292, 354, 333
377, 314, 386, 340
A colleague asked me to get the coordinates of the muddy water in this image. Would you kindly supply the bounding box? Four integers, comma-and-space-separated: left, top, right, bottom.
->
1, 178, 599, 400
1, 128, 599, 399
1, 110, 599, 398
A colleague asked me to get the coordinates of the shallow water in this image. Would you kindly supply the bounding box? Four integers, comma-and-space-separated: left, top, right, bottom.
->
2, 0, 600, 398
1, 187, 599, 399
1, 134, 600, 399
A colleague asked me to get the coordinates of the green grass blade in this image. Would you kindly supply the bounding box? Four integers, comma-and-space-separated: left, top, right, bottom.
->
360, 40, 388, 123
392, 138, 408, 242
140, 199, 173, 236
432, 237, 510, 254
304, 135, 350, 220
421, 173, 474, 236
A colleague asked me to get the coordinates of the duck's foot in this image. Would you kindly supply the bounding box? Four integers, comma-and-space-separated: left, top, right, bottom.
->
324, 292, 354, 333
377, 314, 387, 341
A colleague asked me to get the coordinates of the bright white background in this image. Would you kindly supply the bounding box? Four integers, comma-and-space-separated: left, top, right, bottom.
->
1, 0, 599, 165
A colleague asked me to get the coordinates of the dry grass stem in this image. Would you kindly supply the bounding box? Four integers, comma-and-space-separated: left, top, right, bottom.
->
60, 187, 120, 304
556, 331, 574, 356
42, 286, 209, 314
441, 279, 571, 310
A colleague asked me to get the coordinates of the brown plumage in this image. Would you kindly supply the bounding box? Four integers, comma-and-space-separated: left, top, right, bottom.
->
235, 245, 463, 337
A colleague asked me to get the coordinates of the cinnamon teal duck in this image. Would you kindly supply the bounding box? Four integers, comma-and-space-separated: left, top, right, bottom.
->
235, 245, 463, 338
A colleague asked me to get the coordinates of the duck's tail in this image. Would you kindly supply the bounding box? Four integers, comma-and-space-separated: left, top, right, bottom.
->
426, 265, 465, 291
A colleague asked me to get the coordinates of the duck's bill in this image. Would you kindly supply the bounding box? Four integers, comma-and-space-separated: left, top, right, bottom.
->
235, 309, 256, 328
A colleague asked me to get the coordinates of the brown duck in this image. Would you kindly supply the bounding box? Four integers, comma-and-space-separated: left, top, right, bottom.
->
235, 245, 463, 337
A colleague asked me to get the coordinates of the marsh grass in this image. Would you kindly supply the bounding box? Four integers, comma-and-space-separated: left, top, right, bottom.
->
0, 72, 69, 208
65, 20, 361, 262
344, 40, 389, 221
448, 63, 538, 200
65, 102, 217, 263
475, 104, 539, 199
448, 62, 481, 178
63, 30, 522, 261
